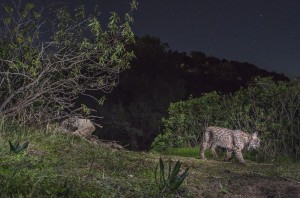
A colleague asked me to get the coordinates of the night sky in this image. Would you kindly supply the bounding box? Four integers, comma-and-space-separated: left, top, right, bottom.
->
81, 0, 300, 77
2, 0, 300, 76
131, 0, 300, 77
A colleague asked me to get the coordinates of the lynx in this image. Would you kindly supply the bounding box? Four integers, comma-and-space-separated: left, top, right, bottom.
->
200, 126, 260, 164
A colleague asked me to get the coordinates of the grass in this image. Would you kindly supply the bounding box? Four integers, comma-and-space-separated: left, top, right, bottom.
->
0, 128, 162, 197
164, 147, 200, 158
0, 121, 300, 197
164, 147, 279, 162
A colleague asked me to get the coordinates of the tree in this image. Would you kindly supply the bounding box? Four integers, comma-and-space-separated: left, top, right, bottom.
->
0, 0, 137, 123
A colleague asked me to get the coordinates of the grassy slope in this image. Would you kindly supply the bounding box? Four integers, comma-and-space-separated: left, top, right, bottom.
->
0, 130, 300, 197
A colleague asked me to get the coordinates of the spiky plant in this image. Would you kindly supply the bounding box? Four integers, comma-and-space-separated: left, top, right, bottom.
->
154, 157, 189, 194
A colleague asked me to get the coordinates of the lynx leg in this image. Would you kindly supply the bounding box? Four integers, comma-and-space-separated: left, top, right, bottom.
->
224, 149, 233, 161
233, 146, 245, 164
200, 130, 210, 160
211, 143, 219, 158
200, 143, 208, 159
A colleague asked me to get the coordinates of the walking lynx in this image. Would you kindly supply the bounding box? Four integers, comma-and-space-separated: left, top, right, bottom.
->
200, 126, 260, 164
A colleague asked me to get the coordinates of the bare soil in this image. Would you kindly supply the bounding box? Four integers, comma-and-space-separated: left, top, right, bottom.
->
203, 175, 300, 198
173, 157, 300, 197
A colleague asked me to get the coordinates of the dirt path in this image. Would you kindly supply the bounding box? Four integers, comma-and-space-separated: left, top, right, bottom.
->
202, 174, 300, 197
165, 157, 300, 197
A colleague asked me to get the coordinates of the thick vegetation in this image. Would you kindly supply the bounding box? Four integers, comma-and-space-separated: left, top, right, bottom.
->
152, 77, 300, 161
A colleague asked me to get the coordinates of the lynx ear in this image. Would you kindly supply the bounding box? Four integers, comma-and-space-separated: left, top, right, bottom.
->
252, 132, 258, 138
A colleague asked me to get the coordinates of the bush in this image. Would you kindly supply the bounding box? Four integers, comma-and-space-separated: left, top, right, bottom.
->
152, 92, 223, 151
152, 77, 300, 160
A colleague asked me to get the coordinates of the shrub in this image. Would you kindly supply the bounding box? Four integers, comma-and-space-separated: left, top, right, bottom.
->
151, 92, 226, 152
152, 78, 300, 160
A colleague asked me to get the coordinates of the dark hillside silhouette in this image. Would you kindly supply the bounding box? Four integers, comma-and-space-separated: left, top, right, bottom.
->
176, 51, 288, 96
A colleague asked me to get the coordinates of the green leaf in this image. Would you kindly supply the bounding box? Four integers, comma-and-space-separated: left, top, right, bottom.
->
170, 167, 189, 191
168, 159, 171, 180
169, 160, 181, 182
159, 158, 165, 187
9, 140, 16, 153
15, 141, 29, 153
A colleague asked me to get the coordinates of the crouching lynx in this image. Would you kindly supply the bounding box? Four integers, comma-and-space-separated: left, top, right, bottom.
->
200, 126, 260, 164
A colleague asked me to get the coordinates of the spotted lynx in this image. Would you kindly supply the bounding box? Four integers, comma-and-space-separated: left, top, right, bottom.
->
200, 126, 260, 164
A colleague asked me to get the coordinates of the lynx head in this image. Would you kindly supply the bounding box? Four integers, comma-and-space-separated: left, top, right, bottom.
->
248, 132, 260, 150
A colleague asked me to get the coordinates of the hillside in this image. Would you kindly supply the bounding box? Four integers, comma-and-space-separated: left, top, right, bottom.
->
1, 128, 299, 197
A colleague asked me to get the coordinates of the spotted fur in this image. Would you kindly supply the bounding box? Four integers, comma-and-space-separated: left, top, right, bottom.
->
200, 126, 260, 164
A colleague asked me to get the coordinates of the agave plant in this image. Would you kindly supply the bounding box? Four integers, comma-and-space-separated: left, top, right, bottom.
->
9, 140, 29, 154
154, 157, 189, 193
